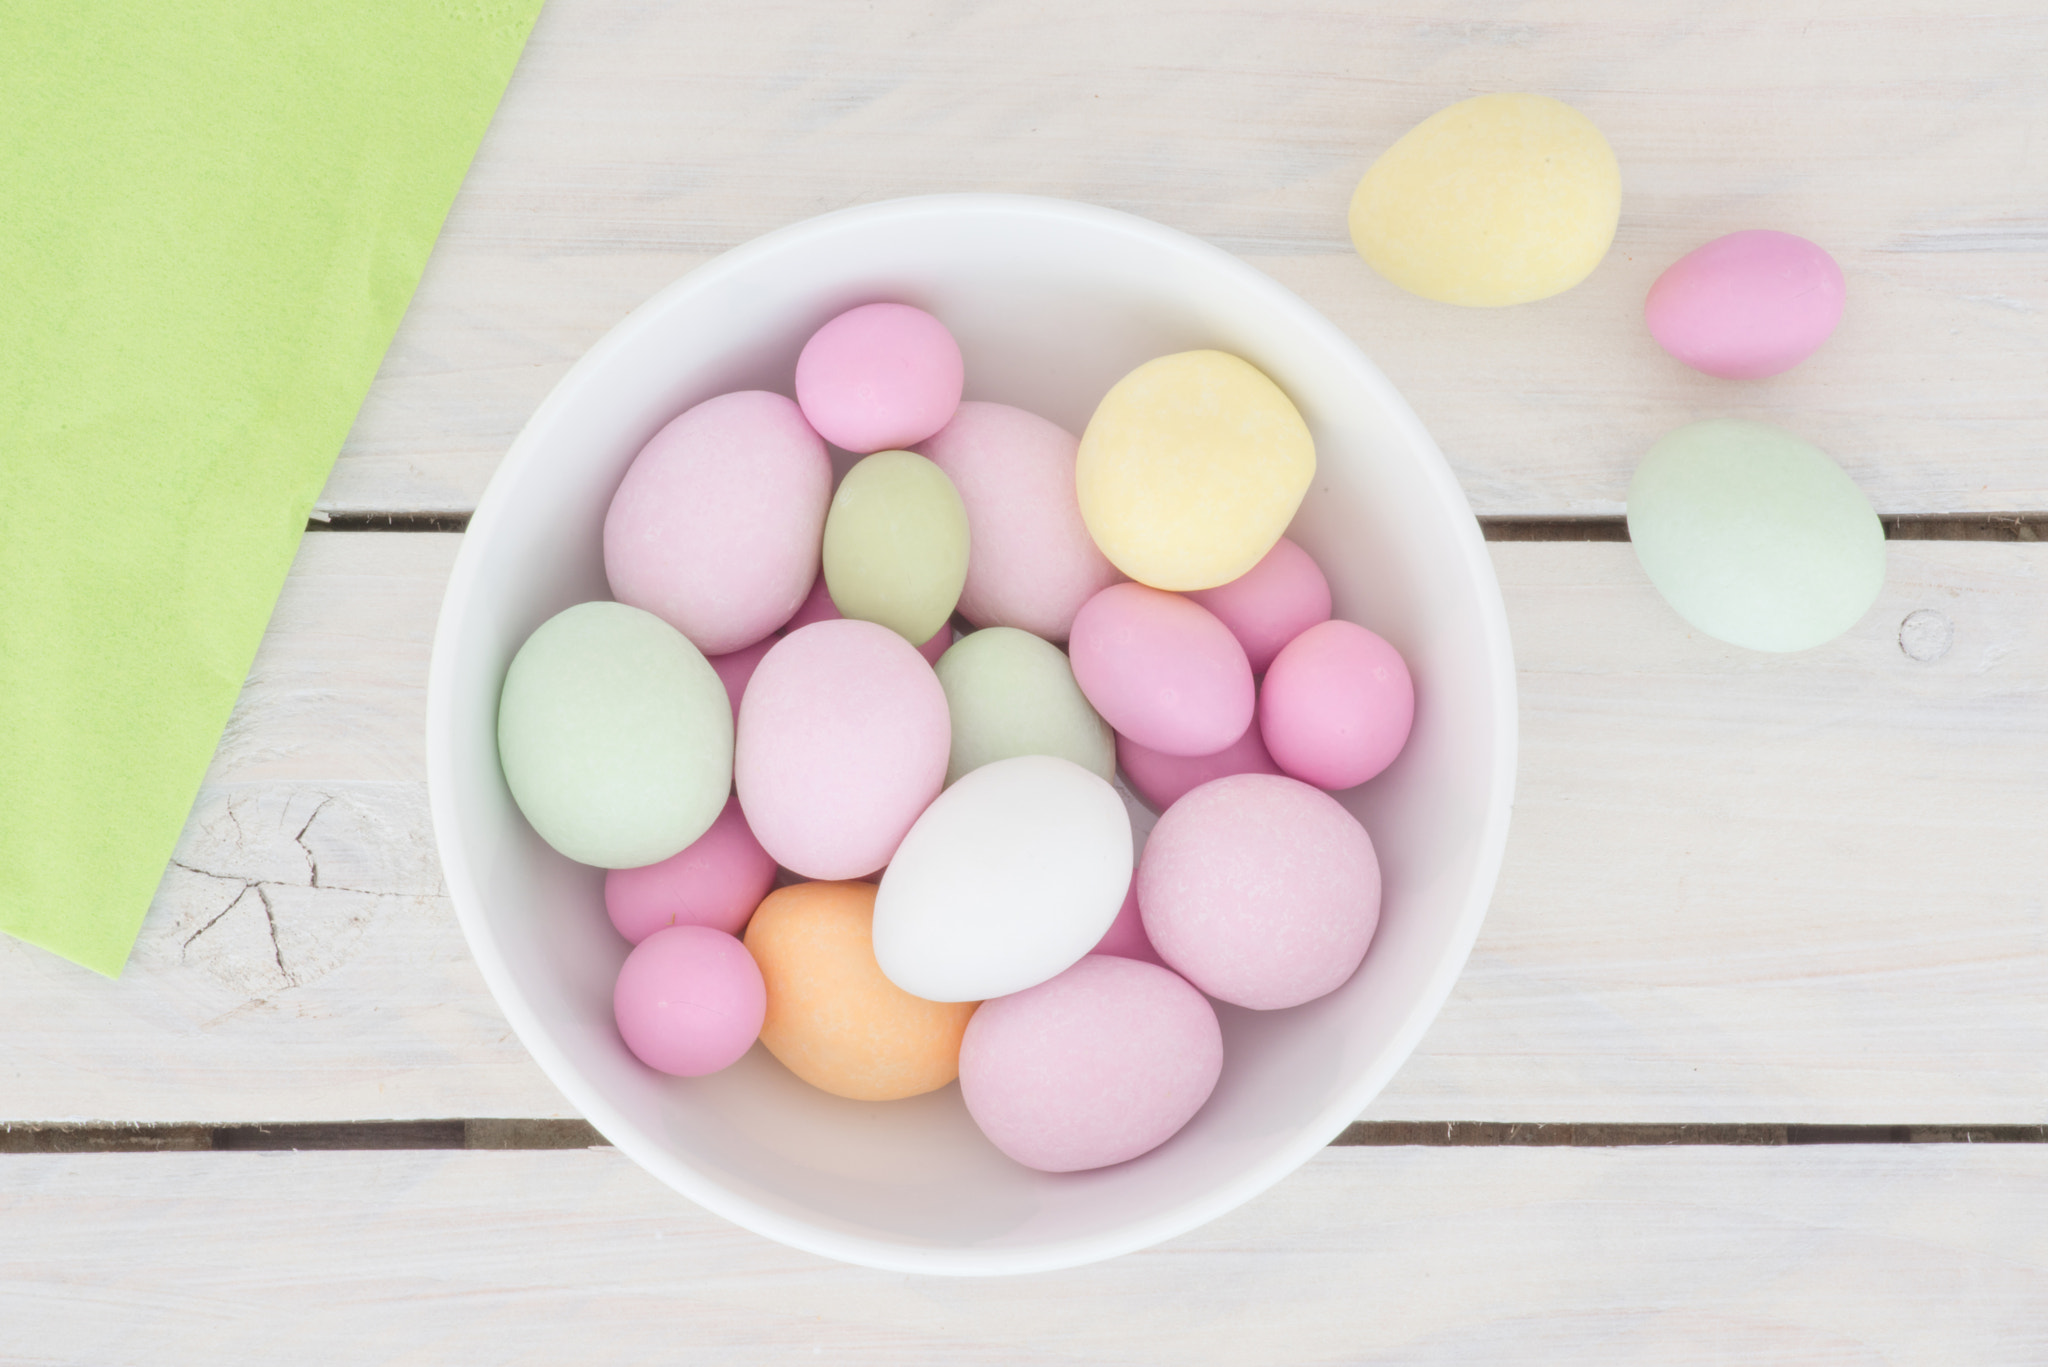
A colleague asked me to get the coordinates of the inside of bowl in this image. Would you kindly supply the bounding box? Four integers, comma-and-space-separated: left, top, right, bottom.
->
437, 196, 1513, 1271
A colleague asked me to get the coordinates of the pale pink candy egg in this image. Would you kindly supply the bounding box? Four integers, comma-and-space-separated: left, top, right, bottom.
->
781, 572, 948, 662
613, 925, 766, 1077
706, 637, 775, 718
1088, 878, 1165, 967
1644, 230, 1845, 380
795, 303, 964, 454
914, 401, 1122, 643
736, 619, 950, 880
1068, 584, 1253, 758
1260, 619, 1414, 790
1139, 773, 1380, 1010
1184, 537, 1331, 674
959, 955, 1222, 1172
604, 390, 830, 655
603, 794, 778, 943
1116, 716, 1282, 812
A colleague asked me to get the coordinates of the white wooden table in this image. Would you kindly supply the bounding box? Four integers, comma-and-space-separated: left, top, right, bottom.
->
7, 2, 2046, 1359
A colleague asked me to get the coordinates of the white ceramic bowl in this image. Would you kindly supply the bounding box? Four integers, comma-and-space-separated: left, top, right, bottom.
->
427, 194, 1517, 1275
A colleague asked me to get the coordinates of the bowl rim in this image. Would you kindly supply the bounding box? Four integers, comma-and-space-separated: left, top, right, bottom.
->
426, 192, 1518, 1275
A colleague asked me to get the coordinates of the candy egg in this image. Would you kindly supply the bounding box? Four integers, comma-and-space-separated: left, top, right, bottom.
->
706, 636, 774, 718
1260, 620, 1415, 790
603, 390, 831, 655
613, 925, 766, 1077
822, 449, 970, 647
874, 755, 1132, 1003
744, 880, 976, 1101
915, 401, 1121, 642
1139, 773, 1380, 1010
735, 619, 950, 879
1185, 537, 1331, 674
1645, 230, 1845, 379
795, 303, 964, 454
497, 601, 731, 868
1348, 93, 1621, 307
1116, 717, 1281, 812
783, 571, 949, 663
1627, 418, 1885, 653
934, 627, 1114, 787
604, 794, 777, 944
1076, 351, 1315, 591
958, 955, 1222, 1173
1089, 878, 1165, 967
1068, 583, 1254, 758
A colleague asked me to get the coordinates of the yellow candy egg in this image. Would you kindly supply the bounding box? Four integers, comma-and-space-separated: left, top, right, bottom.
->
1076, 351, 1315, 592
1348, 93, 1620, 307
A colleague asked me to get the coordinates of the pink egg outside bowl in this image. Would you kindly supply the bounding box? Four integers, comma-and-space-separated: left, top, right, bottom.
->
427, 196, 1516, 1275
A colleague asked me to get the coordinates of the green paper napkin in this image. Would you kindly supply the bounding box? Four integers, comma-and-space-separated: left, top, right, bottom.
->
0, 0, 543, 975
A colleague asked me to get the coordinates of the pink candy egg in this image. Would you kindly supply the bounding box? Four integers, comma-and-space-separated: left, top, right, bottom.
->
706, 636, 775, 718
1116, 717, 1281, 813
1088, 878, 1165, 967
736, 619, 950, 880
604, 390, 831, 655
915, 401, 1122, 642
781, 572, 948, 663
958, 955, 1222, 1172
1185, 537, 1331, 673
613, 925, 767, 1077
604, 794, 778, 943
1068, 584, 1253, 758
795, 303, 964, 454
1260, 619, 1414, 790
1644, 230, 1845, 380
1139, 773, 1380, 1010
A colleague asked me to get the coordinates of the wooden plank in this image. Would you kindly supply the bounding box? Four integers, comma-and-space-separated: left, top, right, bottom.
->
3, 534, 2042, 1125
323, 0, 2048, 518
2, 1145, 2043, 1361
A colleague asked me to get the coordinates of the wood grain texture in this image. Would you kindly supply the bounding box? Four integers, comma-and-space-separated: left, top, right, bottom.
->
2, 534, 2041, 1124
3, 1145, 2044, 1363
322, 0, 2048, 518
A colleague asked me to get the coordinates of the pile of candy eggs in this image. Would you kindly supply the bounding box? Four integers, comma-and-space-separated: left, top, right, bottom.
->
497, 302, 1414, 1174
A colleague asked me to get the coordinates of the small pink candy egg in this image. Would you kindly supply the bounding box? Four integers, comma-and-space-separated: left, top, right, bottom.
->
1116, 717, 1281, 812
706, 636, 775, 718
603, 794, 778, 943
1260, 619, 1414, 790
914, 401, 1123, 642
1088, 878, 1165, 967
958, 955, 1222, 1172
604, 390, 831, 655
780, 572, 948, 663
1068, 584, 1253, 758
1184, 537, 1332, 674
795, 303, 964, 454
1644, 230, 1845, 379
736, 619, 950, 880
613, 925, 767, 1077
1139, 773, 1380, 1010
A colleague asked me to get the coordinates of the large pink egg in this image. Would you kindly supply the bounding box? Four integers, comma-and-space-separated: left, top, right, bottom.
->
1185, 537, 1331, 674
958, 955, 1222, 1172
613, 925, 767, 1077
1088, 878, 1165, 967
604, 391, 831, 656
915, 401, 1122, 642
781, 572, 948, 663
795, 303, 964, 453
1116, 717, 1282, 812
1260, 619, 1414, 790
1644, 230, 1845, 379
1068, 584, 1253, 757
1139, 773, 1380, 1010
736, 619, 950, 880
604, 794, 778, 943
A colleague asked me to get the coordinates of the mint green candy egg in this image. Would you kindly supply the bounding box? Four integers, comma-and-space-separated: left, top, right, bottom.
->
935, 626, 1115, 787
822, 449, 970, 645
497, 601, 733, 868
1627, 418, 1885, 653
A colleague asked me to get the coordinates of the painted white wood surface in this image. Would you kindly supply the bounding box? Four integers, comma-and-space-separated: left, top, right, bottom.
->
321, 0, 2048, 520
3, 534, 2040, 1124
4, 1145, 2043, 1363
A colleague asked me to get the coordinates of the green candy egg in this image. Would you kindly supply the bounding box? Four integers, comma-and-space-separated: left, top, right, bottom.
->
497, 600, 733, 868
822, 449, 970, 645
935, 626, 1115, 787
1627, 418, 1885, 653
